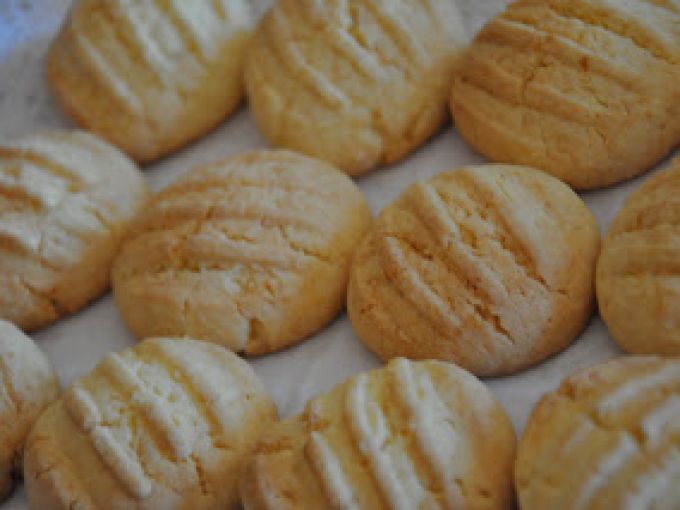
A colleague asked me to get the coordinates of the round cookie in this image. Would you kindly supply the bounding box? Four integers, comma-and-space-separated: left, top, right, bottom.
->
516, 356, 680, 510
348, 164, 600, 376
597, 158, 680, 355
450, 0, 680, 190
47, 0, 263, 163
0, 130, 148, 331
24, 337, 277, 510
240, 357, 516, 510
245, 0, 467, 176
0, 320, 59, 501
112, 150, 371, 355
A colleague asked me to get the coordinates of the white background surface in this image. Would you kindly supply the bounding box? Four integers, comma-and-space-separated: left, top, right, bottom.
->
0, 0, 676, 507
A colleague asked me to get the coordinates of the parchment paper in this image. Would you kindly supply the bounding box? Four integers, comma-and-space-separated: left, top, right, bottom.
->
0, 1, 676, 507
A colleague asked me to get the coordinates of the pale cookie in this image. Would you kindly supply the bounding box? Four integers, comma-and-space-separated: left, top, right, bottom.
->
450, 0, 680, 190
0, 130, 148, 331
240, 357, 516, 510
245, 0, 467, 176
0, 320, 59, 502
597, 158, 680, 356
112, 150, 371, 355
517, 356, 680, 510
24, 337, 277, 510
348, 164, 600, 376
47, 0, 263, 163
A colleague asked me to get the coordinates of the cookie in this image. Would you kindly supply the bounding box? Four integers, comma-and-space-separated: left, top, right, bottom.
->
24, 337, 277, 509
47, 0, 262, 163
240, 357, 516, 510
0, 320, 59, 501
348, 164, 600, 376
245, 0, 467, 176
516, 356, 680, 510
597, 158, 680, 355
450, 0, 680, 190
0, 130, 148, 331
112, 150, 371, 355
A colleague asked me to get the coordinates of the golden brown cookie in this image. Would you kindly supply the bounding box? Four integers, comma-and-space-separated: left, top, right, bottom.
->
597, 157, 680, 355
47, 0, 262, 163
240, 357, 516, 510
0, 320, 59, 502
24, 337, 277, 510
450, 0, 680, 190
348, 164, 600, 376
112, 150, 371, 355
245, 0, 467, 176
516, 356, 680, 510
0, 130, 148, 331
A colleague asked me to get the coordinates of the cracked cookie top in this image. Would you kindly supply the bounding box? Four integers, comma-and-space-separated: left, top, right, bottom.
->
240, 357, 515, 510
347, 164, 600, 376
0, 130, 148, 331
23, 337, 277, 510
517, 356, 680, 510
597, 157, 680, 356
112, 150, 372, 355
47, 0, 264, 163
245, 0, 467, 176
0, 319, 59, 502
450, 0, 680, 190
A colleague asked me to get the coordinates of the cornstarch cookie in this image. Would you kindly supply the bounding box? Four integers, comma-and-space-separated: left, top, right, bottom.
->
597, 158, 680, 356
0, 320, 59, 502
240, 358, 516, 510
47, 0, 263, 163
517, 356, 680, 510
348, 164, 600, 376
24, 337, 277, 510
450, 0, 680, 190
112, 150, 371, 355
0, 130, 148, 331
245, 0, 467, 176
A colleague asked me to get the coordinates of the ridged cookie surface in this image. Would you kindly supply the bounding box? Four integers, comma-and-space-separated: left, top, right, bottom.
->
597, 158, 680, 355
240, 358, 516, 510
47, 0, 262, 163
246, 0, 466, 176
24, 337, 277, 510
451, 0, 680, 189
517, 356, 680, 510
0, 320, 59, 502
0, 130, 148, 331
112, 150, 371, 355
348, 164, 600, 376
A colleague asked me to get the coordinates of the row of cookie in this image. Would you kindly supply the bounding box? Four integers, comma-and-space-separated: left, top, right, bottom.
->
2, 130, 678, 370
46, 0, 680, 190
2, 320, 677, 508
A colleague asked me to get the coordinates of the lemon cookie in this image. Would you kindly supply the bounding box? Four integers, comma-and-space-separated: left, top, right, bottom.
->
240, 357, 516, 510
348, 164, 600, 376
112, 150, 371, 355
47, 0, 262, 163
517, 356, 680, 510
0, 130, 148, 331
24, 337, 277, 510
245, 0, 467, 176
450, 0, 680, 189
0, 320, 59, 501
597, 158, 680, 355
